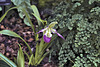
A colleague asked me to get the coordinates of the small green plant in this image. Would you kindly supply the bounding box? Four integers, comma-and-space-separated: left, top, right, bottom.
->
0, 4, 64, 67
0, 43, 24, 67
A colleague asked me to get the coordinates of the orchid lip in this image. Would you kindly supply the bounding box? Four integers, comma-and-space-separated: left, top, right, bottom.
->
56, 33, 65, 40
43, 35, 51, 43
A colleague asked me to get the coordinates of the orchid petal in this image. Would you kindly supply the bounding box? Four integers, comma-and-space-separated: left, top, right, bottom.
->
36, 27, 48, 34
56, 32, 65, 40
43, 35, 51, 43
51, 28, 64, 39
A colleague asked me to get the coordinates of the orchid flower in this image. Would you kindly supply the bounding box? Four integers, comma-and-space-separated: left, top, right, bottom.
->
37, 22, 64, 43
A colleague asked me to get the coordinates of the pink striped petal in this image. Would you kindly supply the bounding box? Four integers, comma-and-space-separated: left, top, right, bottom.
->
51, 29, 65, 40
36, 27, 48, 34
43, 35, 51, 43
56, 32, 65, 40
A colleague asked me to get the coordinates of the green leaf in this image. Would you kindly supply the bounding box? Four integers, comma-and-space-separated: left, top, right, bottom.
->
32, 13, 47, 25
24, 51, 30, 60
0, 30, 32, 54
34, 39, 48, 66
24, 17, 31, 26
0, 53, 17, 67
0, 7, 17, 22
19, 12, 24, 18
11, 0, 23, 5
17, 43, 25, 67
22, 9, 31, 26
13, 57, 17, 65
35, 43, 39, 63
11, 0, 32, 21
37, 51, 49, 65
39, 38, 44, 53
0, 60, 10, 67
0, 30, 21, 38
31, 5, 41, 26
22, 8, 35, 34
28, 54, 35, 66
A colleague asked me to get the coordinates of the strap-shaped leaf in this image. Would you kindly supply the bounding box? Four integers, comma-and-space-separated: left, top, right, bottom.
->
37, 51, 49, 65
0, 53, 17, 67
39, 38, 44, 53
0, 7, 17, 22
22, 8, 35, 34
0, 60, 11, 67
0, 30, 32, 54
17, 43, 25, 67
0, 30, 21, 38
31, 5, 41, 26
32, 13, 47, 25
35, 43, 39, 63
24, 51, 30, 60
28, 54, 35, 66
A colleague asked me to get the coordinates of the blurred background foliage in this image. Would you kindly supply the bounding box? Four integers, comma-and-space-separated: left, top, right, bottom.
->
47, 0, 100, 67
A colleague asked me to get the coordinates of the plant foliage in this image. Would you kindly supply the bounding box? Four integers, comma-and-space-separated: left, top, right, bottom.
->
48, 0, 100, 67
11, 0, 42, 26
0, 53, 17, 67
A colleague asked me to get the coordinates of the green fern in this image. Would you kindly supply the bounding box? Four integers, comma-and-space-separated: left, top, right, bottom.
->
48, 0, 100, 67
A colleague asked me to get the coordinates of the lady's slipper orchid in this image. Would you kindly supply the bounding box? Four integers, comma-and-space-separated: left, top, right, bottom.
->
37, 22, 64, 43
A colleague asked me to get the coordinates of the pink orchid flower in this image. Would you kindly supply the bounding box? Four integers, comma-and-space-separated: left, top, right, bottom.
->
37, 22, 64, 43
